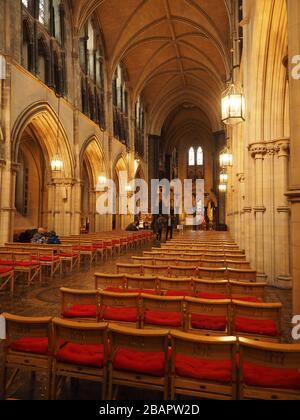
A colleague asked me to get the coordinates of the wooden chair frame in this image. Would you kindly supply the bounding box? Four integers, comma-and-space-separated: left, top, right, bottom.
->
60, 288, 100, 322
107, 325, 170, 400
51, 318, 108, 400
170, 331, 237, 400
238, 337, 300, 400
0, 313, 53, 400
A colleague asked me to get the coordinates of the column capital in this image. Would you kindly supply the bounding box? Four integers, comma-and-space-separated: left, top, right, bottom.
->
248, 143, 267, 159
276, 141, 290, 158
243, 207, 252, 213
253, 206, 266, 213
11, 162, 21, 173
277, 206, 290, 214
0, 159, 6, 168
286, 189, 300, 203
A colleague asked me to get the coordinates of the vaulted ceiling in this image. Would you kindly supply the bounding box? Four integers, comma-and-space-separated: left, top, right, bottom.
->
72, 0, 231, 142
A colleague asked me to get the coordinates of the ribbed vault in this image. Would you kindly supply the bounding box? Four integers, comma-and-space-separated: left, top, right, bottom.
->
72, 0, 231, 140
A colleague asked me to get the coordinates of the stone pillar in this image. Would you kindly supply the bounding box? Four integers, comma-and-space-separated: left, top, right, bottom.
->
287, 0, 300, 314
274, 140, 292, 288
250, 144, 268, 281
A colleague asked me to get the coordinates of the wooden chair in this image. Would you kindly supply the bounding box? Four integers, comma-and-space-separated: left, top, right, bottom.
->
175, 258, 201, 267
126, 275, 158, 295
238, 337, 300, 400
141, 294, 184, 330
108, 325, 170, 400
155, 257, 178, 267
169, 266, 197, 278
0, 251, 14, 266
143, 265, 169, 277
202, 254, 225, 261
99, 291, 140, 328
37, 248, 62, 281
95, 273, 126, 292
132, 256, 154, 265
60, 288, 100, 322
201, 259, 226, 268
170, 331, 237, 400
158, 277, 194, 297
225, 254, 247, 261
229, 281, 266, 302
74, 242, 97, 269
51, 318, 108, 400
194, 279, 230, 300
13, 252, 41, 286
0, 266, 14, 296
226, 260, 251, 270
198, 267, 227, 280
102, 240, 113, 260
184, 297, 231, 336
231, 300, 282, 342
58, 245, 80, 273
116, 264, 142, 276
227, 268, 257, 282
0, 313, 53, 400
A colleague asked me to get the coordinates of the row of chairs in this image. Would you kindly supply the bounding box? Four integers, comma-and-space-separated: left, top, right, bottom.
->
1, 314, 299, 400
60, 288, 282, 342
144, 250, 248, 260
133, 256, 251, 269
94, 273, 265, 300
116, 264, 257, 282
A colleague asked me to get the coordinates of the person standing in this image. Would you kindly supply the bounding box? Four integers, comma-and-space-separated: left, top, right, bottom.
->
166, 209, 174, 241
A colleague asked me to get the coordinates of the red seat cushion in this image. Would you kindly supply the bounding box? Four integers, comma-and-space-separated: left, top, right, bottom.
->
197, 292, 227, 300
191, 314, 227, 331
113, 348, 165, 377
39, 256, 60, 262
129, 289, 157, 295
235, 316, 279, 337
165, 290, 192, 297
144, 310, 182, 327
176, 354, 232, 383
10, 337, 49, 355
57, 343, 104, 368
102, 306, 138, 322
15, 261, 39, 267
243, 362, 300, 390
0, 260, 13, 266
63, 304, 97, 318
0, 266, 13, 274
103, 287, 125, 293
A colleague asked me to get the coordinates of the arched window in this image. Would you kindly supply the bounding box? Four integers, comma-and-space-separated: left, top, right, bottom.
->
134, 96, 145, 157
189, 147, 195, 166
38, 0, 49, 26
197, 147, 204, 166
21, 0, 66, 95
37, 36, 50, 84
113, 64, 129, 145
80, 16, 106, 128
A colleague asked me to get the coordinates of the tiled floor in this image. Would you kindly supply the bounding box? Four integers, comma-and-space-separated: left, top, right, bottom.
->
0, 239, 293, 400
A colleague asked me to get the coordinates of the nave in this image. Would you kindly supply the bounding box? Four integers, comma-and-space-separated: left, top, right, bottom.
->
0, 232, 296, 401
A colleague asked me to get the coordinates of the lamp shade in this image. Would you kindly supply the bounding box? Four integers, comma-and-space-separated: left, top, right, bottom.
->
220, 149, 233, 168
220, 172, 228, 184
51, 156, 63, 171
221, 84, 245, 126
219, 184, 227, 193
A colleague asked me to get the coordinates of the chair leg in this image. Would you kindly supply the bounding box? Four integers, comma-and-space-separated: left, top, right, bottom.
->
0, 365, 7, 400
51, 368, 57, 400
101, 372, 107, 400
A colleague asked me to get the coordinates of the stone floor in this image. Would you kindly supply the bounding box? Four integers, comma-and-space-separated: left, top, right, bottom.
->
0, 239, 294, 400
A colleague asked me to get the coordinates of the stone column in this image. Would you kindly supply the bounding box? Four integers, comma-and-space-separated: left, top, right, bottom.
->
287, 0, 300, 315
250, 144, 268, 281
274, 140, 292, 289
